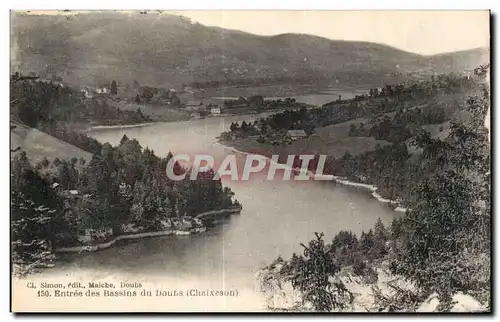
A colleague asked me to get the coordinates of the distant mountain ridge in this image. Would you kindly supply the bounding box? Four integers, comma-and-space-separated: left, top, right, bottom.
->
10, 11, 490, 89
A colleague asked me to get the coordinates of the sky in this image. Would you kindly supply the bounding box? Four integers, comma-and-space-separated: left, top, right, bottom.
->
168, 11, 490, 55
22, 10, 490, 55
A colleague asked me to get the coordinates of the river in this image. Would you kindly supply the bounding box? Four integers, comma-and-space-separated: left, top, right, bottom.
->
16, 115, 399, 312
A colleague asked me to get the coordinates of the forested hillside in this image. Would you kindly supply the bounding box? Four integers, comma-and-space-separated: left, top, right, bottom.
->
258, 66, 491, 312
11, 11, 489, 89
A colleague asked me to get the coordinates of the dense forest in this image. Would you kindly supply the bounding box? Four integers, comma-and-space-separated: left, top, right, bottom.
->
259, 65, 491, 312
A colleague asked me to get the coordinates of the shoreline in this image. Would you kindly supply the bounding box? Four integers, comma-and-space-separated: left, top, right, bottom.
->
54, 207, 242, 254
85, 107, 310, 132
86, 122, 158, 131
214, 141, 407, 213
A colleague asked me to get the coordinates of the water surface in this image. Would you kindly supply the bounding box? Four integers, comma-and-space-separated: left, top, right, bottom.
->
30, 113, 397, 311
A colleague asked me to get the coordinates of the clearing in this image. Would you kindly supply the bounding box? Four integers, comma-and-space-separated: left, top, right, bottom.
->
11, 122, 93, 166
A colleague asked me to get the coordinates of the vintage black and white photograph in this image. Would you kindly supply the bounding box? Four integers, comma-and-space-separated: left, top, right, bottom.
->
9, 10, 491, 312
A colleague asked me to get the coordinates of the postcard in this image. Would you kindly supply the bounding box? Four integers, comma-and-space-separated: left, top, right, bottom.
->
10, 10, 491, 313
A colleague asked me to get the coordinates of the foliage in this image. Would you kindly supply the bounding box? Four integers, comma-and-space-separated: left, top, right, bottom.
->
111, 80, 118, 95
288, 233, 352, 311
260, 66, 490, 311
390, 65, 490, 302
10, 151, 68, 275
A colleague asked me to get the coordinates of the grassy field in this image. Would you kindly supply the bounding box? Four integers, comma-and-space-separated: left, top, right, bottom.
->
221, 117, 389, 159
11, 122, 93, 166
111, 100, 191, 123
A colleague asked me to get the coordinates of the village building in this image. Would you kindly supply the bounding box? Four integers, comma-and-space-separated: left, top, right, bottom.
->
184, 100, 204, 111
462, 69, 475, 79
190, 112, 202, 119
287, 129, 307, 141
210, 107, 222, 115
51, 182, 61, 191
96, 85, 109, 94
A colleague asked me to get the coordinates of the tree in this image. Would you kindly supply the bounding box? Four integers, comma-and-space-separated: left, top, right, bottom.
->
248, 95, 264, 107
120, 134, 130, 145
111, 80, 118, 95
359, 122, 366, 134
348, 124, 357, 137
52, 158, 62, 167
391, 69, 490, 301
170, 92, 180, 106
290, 232, 352, 311
40, 157, 50, 169
230, 122, 239, 132
241, 121, 248, 132
359, 229, 375, 260
57, 161, 73, 189
373, 218, 388, 257
390, 217, 403, 240
11, 150, 65, 275
330, 230, 359, 265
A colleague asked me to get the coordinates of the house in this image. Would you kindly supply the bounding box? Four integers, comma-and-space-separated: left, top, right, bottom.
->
80, 87, 94, 98
184, 100, 204, 111
210, 107, 222, 115
96, 86, 109, 94
287, 130, 307, 141
462, 69, 474, 80
51, 182, 65, 196
61, 189, 80, 199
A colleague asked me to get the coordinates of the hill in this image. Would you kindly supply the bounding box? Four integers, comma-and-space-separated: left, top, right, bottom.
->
11, 11, 489, 90
416, 47, 490, 73
11, 122, 93, 166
